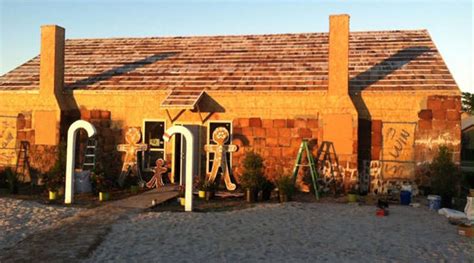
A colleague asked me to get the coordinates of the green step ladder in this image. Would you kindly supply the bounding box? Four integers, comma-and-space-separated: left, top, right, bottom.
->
291, 139, 319, 200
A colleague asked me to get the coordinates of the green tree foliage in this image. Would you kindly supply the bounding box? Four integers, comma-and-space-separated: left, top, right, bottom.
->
430, 146, 460, 198
461, 92, 474, 114
239, 151, 265, 189
44, 142, 67, 191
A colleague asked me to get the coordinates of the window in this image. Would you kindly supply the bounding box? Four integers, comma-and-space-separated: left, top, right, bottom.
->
207, 121, 232, 174
142, 120, 166, 171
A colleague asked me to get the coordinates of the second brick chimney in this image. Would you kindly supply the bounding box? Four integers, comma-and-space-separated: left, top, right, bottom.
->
328, 14, 349, 96
39, 25, 65, 99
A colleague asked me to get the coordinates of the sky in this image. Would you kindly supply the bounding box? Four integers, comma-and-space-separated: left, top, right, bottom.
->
1, 0, 473, 92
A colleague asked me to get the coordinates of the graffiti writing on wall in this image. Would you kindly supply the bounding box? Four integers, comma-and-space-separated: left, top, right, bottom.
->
382, 124, 415, 161
362, 159, 419, 196
382, 123, 416, 180
0, 117, 17, 166
316, 160, 358, 192
415, 132, 461, 150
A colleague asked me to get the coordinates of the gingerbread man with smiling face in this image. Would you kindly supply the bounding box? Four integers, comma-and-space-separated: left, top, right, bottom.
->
204, 127, 238, 191
117, 127, 148, 186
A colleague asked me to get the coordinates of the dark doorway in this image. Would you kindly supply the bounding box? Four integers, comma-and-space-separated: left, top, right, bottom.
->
173, 124, 200, 185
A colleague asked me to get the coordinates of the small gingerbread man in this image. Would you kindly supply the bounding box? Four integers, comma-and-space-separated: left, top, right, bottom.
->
117, 127, 148, 186
146, 159, 168, 189
204, 127, 238, 191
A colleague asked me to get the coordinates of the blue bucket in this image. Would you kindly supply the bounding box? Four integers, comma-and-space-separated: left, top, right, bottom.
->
428, 195, 441, 210
400, 191, 412, 205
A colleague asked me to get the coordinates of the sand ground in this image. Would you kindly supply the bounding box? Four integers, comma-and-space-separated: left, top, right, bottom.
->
1, 198, 472, 262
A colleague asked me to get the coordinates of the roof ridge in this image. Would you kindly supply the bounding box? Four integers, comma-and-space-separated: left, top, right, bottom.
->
64, 29, 429, 41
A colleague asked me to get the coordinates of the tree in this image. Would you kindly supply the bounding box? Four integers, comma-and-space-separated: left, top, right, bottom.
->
462, 92, 474, 114
430, 146, 460, 208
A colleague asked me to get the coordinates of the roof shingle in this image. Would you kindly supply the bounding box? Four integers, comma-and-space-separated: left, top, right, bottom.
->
0, 30, 458, 92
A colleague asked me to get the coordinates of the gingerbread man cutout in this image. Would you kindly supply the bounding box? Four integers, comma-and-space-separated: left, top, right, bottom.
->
204, 127, 238, 191
117, 127, 148, 185
146, 159, 168, 189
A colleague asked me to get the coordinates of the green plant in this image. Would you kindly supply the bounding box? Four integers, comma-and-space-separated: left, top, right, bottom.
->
91, 172, 114, 192
276, 174, 295, 198
44, 143, 67, 192
240, 151, 265, 190
430, 146, 460, 199
462, 92, 474, 114
92, 161, 115, 193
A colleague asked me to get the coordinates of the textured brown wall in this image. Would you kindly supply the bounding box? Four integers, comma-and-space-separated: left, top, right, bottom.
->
415, 95, 461, 162
231, 117, 324, 191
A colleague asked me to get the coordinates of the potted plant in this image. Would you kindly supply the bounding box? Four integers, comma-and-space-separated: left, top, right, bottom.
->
276, 174, 294, 202
97, 174, 113, 201
44, 163, 65, 201
347, 186, 359, 203
92, 171, 114, 202
430, 146, 460, 208
197, 180, 206, 199
44, 142, 67, 201
240, 152, 265, 203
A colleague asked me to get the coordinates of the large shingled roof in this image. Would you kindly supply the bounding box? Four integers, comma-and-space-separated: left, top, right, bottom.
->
0, 30, 458, 92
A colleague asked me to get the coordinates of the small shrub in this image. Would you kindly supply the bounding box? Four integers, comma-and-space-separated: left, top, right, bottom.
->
240, 151, 265, 190
92, 161, 115, 193
44, 143, 67, 192
276, 174, 295, 198
430, 146, 460, 205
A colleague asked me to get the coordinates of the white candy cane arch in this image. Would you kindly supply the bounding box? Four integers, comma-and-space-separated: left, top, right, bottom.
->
65, 120, 97, 204
163, 126, 195, 212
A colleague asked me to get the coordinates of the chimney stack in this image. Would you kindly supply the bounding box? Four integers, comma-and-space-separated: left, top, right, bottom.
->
328, 14, 349, 96
39, 25, 65, 99
35, 25, 64, 146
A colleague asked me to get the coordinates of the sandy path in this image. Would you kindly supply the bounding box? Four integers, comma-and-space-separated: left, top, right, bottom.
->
0, 197, 83, 250
87, 203, 473, 262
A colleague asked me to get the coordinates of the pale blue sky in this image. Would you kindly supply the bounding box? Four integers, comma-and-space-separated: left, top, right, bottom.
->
1, 0, 472, 92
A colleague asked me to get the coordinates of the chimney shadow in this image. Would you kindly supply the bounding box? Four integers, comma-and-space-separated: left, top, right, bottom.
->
349, 46, 431, 184
65, 52, 178, 90
350, 46, 430, 91
59, 52, 177, 140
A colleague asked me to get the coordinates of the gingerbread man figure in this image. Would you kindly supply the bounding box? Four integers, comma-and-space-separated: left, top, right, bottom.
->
204, 127, 238, 191
117, 127, 148, 186
146, 159, 168, 189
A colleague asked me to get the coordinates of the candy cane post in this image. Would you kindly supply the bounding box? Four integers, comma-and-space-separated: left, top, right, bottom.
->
65, 120, 97, 204
163, 126, 195, 212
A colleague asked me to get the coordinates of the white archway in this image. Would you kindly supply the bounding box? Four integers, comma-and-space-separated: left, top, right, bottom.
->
65, 120, 97, 204
163, 126, 195, 212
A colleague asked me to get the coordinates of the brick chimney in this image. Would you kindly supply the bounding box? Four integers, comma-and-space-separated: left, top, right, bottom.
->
35, 25, 65, 146
39, 25, 65, 99
322, 14, 357, 160
328, 14, 349, 96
